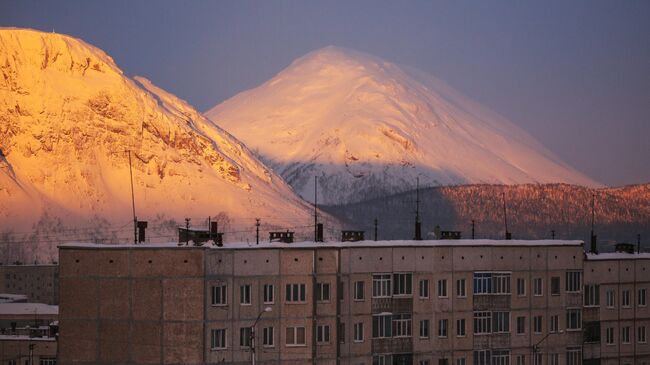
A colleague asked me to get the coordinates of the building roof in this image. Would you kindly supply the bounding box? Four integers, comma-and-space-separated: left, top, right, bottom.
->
60, 239, 584, 250
0, 294, 28, 303
0, 303, 58, 316
585, 252, 650, 261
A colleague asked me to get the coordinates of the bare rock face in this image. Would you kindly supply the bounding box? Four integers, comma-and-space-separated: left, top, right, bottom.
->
207, 46, 600, 205
0, 28, 318, 260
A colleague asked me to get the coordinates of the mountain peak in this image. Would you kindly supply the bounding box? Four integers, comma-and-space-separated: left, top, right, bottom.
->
206, 47, 600, 204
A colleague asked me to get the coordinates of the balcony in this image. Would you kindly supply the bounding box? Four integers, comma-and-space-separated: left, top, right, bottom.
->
372, 297, 413, 314
566, 293, 582, 307
473, 333, 511, 348
371, 337, 413, 354
473, 295, 511, 311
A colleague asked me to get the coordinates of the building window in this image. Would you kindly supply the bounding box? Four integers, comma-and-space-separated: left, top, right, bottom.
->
606, 289, 616, 308
492, 350, 510, 365
533, 278, 543, 296
622, 326, 631, 343
212, 284, 227, 306
516, 316, 526, 334
438, 279, 448, 298
374, 355, 390, 365
420, 319, 430, 338
354, 322, 364, 342
457, 278, 467, 297
533, 315, 542, 334
532, 354, 542, 365
263, 326, 274, 347
438, 319, 448, 338
240, 285, 251, 305
372, 314, 392, 338
550, 315, 559, 333
584, 284, 600, 306
639, 288, 647, 307
211, 329, 227, 349
492, 311, 510, 333
516, 278, 526, 296
550, 277, 560, 295
393, 273, 412, 296
474, 350, 491, 365
419, 279, 430, 298
473, 272, 511, 295
639, 325, 646, 343
420, 361, 431, 365
372, 274, 392, 298
285, 283, 306, 303
240, 327, 252, 348
316, 282, 331, 302
393, 314, 412, 337
263, 284, 274, 304
473, 311, 491, 335
457, 358, 466, 365
606, 327, 614, 344
354, 281, 365, 301
549, 354, 559, 365
622, 289, 631, 307
286, 326, 306, 346
566, 348, 581, 365
457, 318, 466, 337
566, 309, 581, 330
39, 360, 56, 365
317, 324, 330, 343
566, 271, 581, 292
515, 355, 525, 365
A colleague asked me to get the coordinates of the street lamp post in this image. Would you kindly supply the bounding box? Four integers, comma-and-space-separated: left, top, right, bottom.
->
532, 330, 564, 364
250, 306, 272, 365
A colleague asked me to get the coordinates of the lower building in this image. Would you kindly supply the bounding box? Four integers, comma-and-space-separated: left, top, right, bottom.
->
0, 302, 59, 365
0, 265, 59, 305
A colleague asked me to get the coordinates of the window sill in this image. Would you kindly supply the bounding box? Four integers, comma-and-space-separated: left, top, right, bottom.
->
353, 299, 365, 302
262, 345, 275, 348
263, 302, 274, 305
285, 302, 307, 305
286, 344, 307, 347
353, 340, 364, 343
210, 348, 227, 351
211, 304, 228, 307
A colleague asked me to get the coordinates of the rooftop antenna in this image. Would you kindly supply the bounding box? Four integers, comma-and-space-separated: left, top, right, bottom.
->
551, 230, 556, 240
471, 220, 475, 240
256, 218, 260, 245
637, 234, 641, 254
502, 191, 511, 240
374, 218, 378, 241
590, 193, 598, 254
314, 176, 318, 242
184, 218, 191, 246
414, 177, 422, 240
127, 150, 137, 245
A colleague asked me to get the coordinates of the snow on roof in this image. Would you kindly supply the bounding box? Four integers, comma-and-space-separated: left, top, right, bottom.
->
61, 239, 583, 250
0, 303, 58, 316
585, 252, 650, 261
0, 335, 56, 342
0, 294, 28, 303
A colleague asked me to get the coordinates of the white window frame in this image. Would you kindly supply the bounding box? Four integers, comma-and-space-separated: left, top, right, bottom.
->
550, 314, 559, 333
438, 279, 448, 298
566, 271, 582, 293
566, 308, 581, 330
516, 316, 526, 335
211, 328, 227, 350
286, 326, 306, 346
372, 314, 392, 338
212, 284, 227, 306
639, 325, 647, 343
372, 274, 392, 298
533, 315, 543, 334
517, 278, 526, 296
393, 273, 413, 296
622, 326, 631, 344
263, 326, 274, 347
473, 311, 491, 335
639, 288, 647, 307
584, 284, 600, 307
393, 313, 412, 337
492, 350, 510, 365
285, 283, 306, 303
354, 322, 364, 342
492, 311, 510, 334
457, 278, 466, 298
566, 348, 581, 365
438, 318, 448, 338
606, 327, 615, 345
263, 284, 274, 304
550, 276, 561, 296
419, 279, 430, 299
533, 278, 543, 296
240, 284, 251, 305
240, 327, 252, 348
316, 282, 331, 302
316, 324, 330, 344
419, 319, 430, 338
622, 289, 631, 308
354, 281, 365, 301
606, 289, 616, 308
456, 318, 466, 337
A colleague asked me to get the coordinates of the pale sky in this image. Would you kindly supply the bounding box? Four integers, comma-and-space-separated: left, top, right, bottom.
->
2, 0, 648, 186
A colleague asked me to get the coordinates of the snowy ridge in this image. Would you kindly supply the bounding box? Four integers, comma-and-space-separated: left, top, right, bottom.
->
207, 46, 600, 204
0, 28, 323, 260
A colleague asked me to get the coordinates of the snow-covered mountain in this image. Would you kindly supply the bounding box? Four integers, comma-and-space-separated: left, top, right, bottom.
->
0, 28, 320, 259
206, 46, 600, 205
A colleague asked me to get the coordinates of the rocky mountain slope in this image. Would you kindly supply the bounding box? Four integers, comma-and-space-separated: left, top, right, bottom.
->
0, 28, 322, 262
323, 183, 650, 249
206, 46, 599, 205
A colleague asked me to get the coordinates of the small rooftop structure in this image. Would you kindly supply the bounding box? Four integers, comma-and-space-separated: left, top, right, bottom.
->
269, 231, 294, 243
439, 231, 462, 240
341, 230, 364, 242
615, 242, 635, 254
0, 294, 28, 304
178, 221, 223, 246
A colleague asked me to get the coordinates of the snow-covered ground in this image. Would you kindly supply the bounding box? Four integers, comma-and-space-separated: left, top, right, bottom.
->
207, 46, 600, 204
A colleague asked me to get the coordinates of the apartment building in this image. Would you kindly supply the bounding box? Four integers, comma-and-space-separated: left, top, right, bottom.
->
59, 239, 616, 365
0, 265, 59, 305
583, 251, 650, 365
